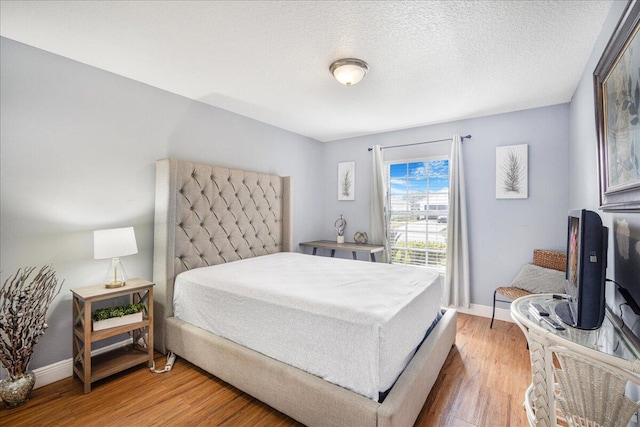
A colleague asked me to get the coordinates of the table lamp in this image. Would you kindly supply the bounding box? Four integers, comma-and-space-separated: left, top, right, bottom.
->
94, 226, 138, 288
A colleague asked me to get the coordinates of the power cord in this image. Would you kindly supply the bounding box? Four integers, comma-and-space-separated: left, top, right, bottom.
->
150, 351, 176, 374
613, 300, 630, 354
606, 278, 622, 288
137, 334, 176, 374
619, 301, 629, 331
606, 278, 640, 315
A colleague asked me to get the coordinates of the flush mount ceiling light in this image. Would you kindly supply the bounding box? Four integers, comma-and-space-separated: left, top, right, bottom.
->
330, 58, 369, 86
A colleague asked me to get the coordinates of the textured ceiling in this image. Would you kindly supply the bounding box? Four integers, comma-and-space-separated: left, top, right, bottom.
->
0, 1, 613, 142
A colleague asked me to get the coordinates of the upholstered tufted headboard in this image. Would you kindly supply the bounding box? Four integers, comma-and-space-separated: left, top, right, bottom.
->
152, 158, 292, 352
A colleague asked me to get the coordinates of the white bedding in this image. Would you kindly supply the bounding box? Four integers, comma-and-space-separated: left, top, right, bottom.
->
173, 252, 442, 401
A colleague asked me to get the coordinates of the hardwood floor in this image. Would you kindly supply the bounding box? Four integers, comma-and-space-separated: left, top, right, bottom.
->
1, 314, 531, 426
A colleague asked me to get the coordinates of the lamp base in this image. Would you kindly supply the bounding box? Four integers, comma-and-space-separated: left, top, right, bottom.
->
103, 257, 128, 288
105, 281, 126, 289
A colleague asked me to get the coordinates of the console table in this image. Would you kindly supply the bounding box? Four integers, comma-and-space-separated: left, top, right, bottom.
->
299, 240, 384, 261
511, 294, 640, 427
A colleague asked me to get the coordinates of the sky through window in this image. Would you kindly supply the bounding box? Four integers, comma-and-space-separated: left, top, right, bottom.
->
389, 160, 449, 196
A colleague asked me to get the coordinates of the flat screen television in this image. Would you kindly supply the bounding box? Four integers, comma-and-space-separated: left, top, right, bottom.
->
556, 209, 608, 330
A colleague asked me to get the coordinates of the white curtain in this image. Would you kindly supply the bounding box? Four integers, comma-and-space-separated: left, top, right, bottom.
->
444, 134, 470, 307
370, 145, 389, 262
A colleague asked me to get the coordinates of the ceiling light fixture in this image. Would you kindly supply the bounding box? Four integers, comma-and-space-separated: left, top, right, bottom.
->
330, 58, 369, 86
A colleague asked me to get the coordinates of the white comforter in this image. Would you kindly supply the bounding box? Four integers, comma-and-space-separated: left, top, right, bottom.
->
173, 252, 442, 400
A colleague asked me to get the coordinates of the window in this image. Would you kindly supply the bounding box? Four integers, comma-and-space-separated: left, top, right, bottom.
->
387, 158, 449, 269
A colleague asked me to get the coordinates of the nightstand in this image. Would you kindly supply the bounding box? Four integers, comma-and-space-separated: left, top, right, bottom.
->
70, 278, 154, 393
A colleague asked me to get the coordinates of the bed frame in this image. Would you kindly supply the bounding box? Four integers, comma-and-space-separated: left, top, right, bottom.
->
153, 158, 457, 427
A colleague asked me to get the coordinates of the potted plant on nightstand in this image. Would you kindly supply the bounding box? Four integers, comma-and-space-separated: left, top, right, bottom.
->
92, 303, 145, 331
0, 266, 62, 408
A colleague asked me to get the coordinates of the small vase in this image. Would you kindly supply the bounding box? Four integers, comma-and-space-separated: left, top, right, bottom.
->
0, 370, 36, 408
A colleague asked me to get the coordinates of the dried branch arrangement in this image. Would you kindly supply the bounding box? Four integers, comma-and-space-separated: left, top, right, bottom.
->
341, 169, 352, 197
500, 148, 525, 193
0, 266, 62, 380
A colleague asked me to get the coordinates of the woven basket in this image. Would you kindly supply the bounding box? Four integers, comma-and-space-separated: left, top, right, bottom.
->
533, 249, 566, 272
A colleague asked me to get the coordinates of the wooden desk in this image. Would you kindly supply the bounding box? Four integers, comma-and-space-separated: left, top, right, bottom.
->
299, 240, 384, 262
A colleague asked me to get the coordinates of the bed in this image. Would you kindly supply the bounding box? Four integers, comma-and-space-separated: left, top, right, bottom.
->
152, 158, 457, 427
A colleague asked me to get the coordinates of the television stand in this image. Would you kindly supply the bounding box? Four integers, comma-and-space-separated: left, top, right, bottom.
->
511, 294, 640, 427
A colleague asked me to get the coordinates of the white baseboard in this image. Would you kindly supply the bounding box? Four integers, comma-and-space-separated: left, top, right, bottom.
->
33, 338, 132, 389
454, 303, 513, 323
33, 358, 72, 390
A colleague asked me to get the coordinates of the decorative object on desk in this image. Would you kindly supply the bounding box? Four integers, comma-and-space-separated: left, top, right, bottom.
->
94, 226, 138, 288
338, 161, 355, 200
335, 214, 347, 244
92, 303, 145, 331
354, 231, 368, 245
594, 1, 640, 211
0, 266, 62, 407
496, 144, 528, 199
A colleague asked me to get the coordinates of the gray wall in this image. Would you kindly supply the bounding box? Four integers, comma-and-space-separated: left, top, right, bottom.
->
0, 37, 324, 370
569, 1, 640, 333
319, 104, 571, 307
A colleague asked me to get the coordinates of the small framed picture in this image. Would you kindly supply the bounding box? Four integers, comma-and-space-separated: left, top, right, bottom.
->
496, 144, 528, 199
338, 161, 355, 201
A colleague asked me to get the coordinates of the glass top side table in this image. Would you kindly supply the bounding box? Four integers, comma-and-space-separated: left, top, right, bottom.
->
511, 293, 640, 427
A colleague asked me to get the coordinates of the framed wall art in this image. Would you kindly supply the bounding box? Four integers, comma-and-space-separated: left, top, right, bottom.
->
338, 161, 355, 201
594, 0, 640, 211
496, 144, 528, 199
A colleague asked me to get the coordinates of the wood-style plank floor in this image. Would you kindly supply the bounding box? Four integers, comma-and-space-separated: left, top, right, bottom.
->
1, 314, 531, 426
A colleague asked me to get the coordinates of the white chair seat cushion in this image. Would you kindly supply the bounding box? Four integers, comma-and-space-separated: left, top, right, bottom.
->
511, 263, 565, 294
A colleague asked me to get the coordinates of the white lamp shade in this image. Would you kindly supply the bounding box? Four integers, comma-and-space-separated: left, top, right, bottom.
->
94, 227, 138, 259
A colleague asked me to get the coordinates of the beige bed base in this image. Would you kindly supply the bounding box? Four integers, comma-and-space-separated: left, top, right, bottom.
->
166, 310, 456, 427
153, 158, 456, 427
